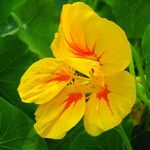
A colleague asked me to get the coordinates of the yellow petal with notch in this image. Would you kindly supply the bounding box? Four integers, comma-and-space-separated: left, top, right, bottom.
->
84, 71, 135, 136
34, 87, 85, 139
18, 58, 74, 104
51, 2, 131, 76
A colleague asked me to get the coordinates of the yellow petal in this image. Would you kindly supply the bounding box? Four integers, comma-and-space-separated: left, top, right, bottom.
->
84, 71, 135, 136
65, 57, 101, 77
18, 58, 74, 104
34, 87, 85, 139
51, 2, 131, 76
88, 18, 131, 76
51, 2, 101, 76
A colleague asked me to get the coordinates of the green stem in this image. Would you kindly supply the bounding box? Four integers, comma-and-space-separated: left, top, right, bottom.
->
129, 45, 150, 106
11, 12, 22, 28
129, 53, 136, 77
131, 45, 150, 99
1, 28, 19, 37
117, 125, 133, 150
136, 83, 150, 106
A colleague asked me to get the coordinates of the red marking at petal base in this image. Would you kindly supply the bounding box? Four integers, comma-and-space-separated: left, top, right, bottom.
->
96, 86, 113, 115
47, 71, 71, 83
96, 86, 109, 100
65, 36, 101, 61
63, 93, 83, 112
45, 93, 83, 132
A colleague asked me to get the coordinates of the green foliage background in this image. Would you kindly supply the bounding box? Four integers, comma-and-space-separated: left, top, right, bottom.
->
0, 0, 150, 149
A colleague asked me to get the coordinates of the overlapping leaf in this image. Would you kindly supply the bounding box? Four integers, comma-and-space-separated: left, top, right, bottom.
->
0, 35, 38, 119
0, 0, 26, 23
142, 24, 150, 90
103, 0, 150, 37
0, 97, 47, 150
13, 0, 60, 57
70, 129, 125, 150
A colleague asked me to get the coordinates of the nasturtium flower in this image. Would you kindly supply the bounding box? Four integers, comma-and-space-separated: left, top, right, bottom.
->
18, 2, 136, 139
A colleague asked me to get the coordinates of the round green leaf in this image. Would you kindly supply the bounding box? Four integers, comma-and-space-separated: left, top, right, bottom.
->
70, 129, 125, 150
0, 97, 48, 150
13, 0, 60, 57
0, 0, 26, 23
47, 121, 84, 150
0, 35, 39, 119
103, 0, 150, 38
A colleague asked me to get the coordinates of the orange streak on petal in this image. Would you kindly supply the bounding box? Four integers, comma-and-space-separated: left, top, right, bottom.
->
69, 42, 101, 61
96, 86, 113, 115
47, 71, 71, 83
64, 35, 101, 61
41, 93, 83, 135
63, 93, 83, 112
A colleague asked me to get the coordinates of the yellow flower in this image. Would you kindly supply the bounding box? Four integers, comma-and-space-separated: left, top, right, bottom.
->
18, 2, 136, 139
